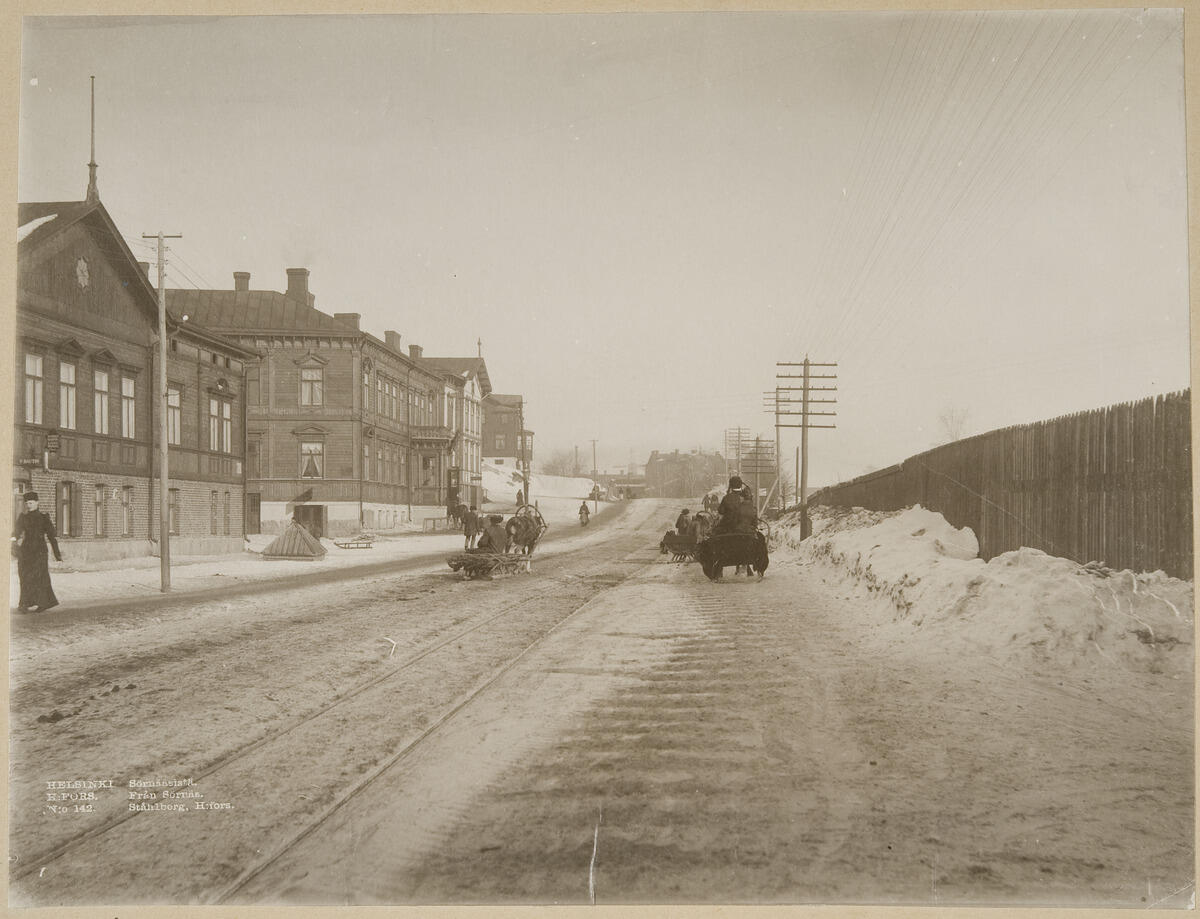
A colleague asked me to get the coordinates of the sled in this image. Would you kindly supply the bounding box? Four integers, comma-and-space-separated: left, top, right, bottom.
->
660, 532, 697, 562
333, 533, 375, 549
446, 551, 528, 580
695, 531, 769, 581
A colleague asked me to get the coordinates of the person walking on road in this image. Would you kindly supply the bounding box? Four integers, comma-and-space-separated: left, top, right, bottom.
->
462, 505, 481, 549
579, 502, 590, 527
12, 492, 62, 613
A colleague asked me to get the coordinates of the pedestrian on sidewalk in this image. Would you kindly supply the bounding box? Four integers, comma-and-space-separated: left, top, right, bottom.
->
12, 492, 62, 613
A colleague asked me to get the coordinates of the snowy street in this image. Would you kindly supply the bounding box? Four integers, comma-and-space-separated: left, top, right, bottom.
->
9, 499, 1192, 907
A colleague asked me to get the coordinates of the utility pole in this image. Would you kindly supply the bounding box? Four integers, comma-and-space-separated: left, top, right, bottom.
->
723, 427, 749, 479
590, 439, 599, 512
517, 398, 529, 505
142, 230, 183, 590
776, 358, 838, 537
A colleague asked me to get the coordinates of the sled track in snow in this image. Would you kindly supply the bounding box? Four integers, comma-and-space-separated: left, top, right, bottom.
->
11, 536, 659, 902
11, 539, 652, 888
210, 544, 652, 904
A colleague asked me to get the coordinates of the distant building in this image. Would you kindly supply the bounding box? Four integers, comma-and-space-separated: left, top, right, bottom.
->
15, 195, 253, 559
643, 450, 726, 499
482, 393, 533, 483
168, 271, 456, 536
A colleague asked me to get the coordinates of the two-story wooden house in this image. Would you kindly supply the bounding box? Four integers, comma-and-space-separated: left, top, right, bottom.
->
15, 194, 253, 559
168, 271, 458, 535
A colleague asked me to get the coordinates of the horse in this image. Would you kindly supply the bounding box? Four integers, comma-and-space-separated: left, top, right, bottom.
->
505, 506, 548, 570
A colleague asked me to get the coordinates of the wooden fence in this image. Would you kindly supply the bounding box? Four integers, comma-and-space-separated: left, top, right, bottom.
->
808, 390, 1193, 579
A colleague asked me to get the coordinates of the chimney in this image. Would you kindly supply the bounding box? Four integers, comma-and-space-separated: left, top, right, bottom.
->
409, 344, 423, 360
137, 261, 151, 278
385, 330, 402, 352
285, 267, 310, 303
334, 312, 361, 330
233, 271, 250, 291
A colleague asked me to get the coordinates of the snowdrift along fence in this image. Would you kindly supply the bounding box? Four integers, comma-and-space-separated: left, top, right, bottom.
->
809, 390, 1192, 578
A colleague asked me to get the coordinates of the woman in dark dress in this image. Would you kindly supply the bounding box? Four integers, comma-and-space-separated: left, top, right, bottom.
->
12, 492, 62, 612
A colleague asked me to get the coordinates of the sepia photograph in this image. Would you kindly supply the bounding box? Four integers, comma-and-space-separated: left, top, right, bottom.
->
6, 4, 1194, 912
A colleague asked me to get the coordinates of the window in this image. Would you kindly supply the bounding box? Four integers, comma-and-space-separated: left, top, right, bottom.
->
57, 481, 74, 537
168, 488, 179, 535
167, 388, 181, 445
224, 492, 230, 536
300, 441, 324, 478
495, 433, 506, 452
363, 371, 371, 414
209, 398, 231, 452
247, 369, 260, 406
121, 486, 133, 537
363, 444, 371, 481
300, 367, 323, 406
121, 376, 136, 439
211, 491, 219, 535
24, 354, 43, 424
94, 369, 110, 435
247, 439, 261, 479
94, 484, 106, 537
59, 362, 76, 429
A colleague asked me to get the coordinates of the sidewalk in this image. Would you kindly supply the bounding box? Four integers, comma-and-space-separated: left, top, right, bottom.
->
9, 497, 631, 613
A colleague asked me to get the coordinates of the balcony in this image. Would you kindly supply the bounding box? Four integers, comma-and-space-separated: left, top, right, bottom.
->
409, 424, 455, 445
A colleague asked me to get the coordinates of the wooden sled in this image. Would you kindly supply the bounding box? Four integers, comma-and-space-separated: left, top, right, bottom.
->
447, 551, 528, 580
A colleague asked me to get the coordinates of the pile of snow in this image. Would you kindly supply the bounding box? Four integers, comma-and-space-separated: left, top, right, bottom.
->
481, 460, 596, 501
773, 504, 1193, 678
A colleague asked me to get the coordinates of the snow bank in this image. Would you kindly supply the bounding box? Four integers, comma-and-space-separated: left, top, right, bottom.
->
772, 504, 1193, 678
481, 460, 596, 501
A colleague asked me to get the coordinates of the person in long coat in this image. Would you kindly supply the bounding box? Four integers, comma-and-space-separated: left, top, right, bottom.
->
12, 492, 62, 612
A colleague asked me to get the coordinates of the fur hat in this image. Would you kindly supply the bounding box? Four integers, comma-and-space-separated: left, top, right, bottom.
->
22, 492, 38, 503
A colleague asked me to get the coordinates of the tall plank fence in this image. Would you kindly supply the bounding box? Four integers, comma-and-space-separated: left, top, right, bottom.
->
808, 390, 1193, 579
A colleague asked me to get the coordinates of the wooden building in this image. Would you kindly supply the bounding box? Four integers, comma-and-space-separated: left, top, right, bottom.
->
15, 194, 253, 559
168, 271, 467, 535
415, 356, 491, 509
482, 393, 534, 493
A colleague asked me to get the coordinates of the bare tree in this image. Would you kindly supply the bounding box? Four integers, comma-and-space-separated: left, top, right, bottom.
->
938, 405, 971, 443
538, 448, 577, 477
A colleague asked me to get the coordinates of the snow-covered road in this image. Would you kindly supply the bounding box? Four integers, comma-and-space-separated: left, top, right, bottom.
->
9, 499, 1193, 908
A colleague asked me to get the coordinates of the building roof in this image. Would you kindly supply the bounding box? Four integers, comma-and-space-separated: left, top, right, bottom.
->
18, 199, 159, 318
417, 357, 492, 396
18, 197, 251, 359
167, 289, 357, 335
484, 393, 524, 409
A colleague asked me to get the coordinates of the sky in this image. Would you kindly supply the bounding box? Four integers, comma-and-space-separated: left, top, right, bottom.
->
15, 10, 1189, 485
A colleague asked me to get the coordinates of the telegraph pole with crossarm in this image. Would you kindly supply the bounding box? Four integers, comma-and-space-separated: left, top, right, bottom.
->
775, 359, 837, 535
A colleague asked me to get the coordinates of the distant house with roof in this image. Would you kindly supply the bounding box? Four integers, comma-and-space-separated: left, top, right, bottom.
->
15, 189, 254, 560
482, 393, 533, 496
167, 270, 460, 535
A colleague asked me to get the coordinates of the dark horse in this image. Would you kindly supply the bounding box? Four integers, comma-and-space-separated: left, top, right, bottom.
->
695, 531, 769, 581
505, 505, 548, 569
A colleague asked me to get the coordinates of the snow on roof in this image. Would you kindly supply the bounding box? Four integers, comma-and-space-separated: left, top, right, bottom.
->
17, 213, 57, 243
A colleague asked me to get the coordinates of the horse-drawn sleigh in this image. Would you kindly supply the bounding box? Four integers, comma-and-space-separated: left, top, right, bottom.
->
447, 504, 548, 580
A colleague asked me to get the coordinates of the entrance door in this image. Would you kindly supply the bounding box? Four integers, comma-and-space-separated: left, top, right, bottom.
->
295, 505, 325, 538
246, 493, 261, 535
